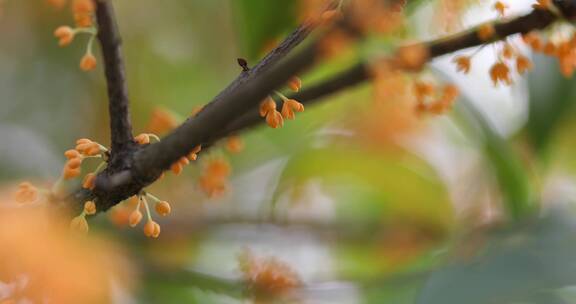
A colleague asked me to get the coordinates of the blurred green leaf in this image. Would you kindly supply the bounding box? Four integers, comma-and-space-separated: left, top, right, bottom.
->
277, 146, 454, 230
526, 54, 576, 157
455, 97, 533, 220
417, 211, 576, 304
232, 0, 297, 60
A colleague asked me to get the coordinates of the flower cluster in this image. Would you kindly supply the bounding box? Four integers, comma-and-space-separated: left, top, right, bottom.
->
62, 138, 108, 232
51, 0, 98, 71
522, 30, 576, 78
124, 193, 171, 238
238, 250, 302, 303
259, 77, 305, 129
414, 81, 459, 115
14, 182, 39, 204
198, 156, 231, 198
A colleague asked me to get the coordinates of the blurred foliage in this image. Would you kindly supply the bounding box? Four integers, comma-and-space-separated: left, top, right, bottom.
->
4, 0, 576, 303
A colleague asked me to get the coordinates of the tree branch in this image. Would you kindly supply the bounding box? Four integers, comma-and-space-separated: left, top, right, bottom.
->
208, 8, 559, 139
86, 5, 570, 212
95, 0, 134, 155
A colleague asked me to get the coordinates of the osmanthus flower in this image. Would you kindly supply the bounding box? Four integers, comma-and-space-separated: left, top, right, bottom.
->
198, 156, 231, 198
0, 207, 133, 303
490, 61, 512, 86
494, 1, 508, 17
516, 55, 533, 75
478, 23, 495, 41
146, 107, 180, 135
413, 81, 460, 115
394, 43, 430, 71
238, 250, 302, 303
259, 97, 284, 129
71, 0, 95, 28
122, 193, 169, 238
14, 182, 39, 204
522, 32, 543, 51
52, 0, 98, 72
281, 98, 305, 120
453, 56, 471, 74
225, 135, 244, 154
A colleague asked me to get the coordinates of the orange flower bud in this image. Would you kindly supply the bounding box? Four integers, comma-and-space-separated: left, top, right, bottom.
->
70, 215, 89, 233
206, 157, 231, 178
516, 55, 533, 75
225, 136, 244, 154
266, 110, 284, 129
64, 149, 80, 159
494, 1, 508, 17
478, 24, 496, 41
395, 44, 429, 71
490, 62, 512, 86
66, 157, 82, 169
287, 76, 302, 92
74, 13, 93, 27
259, 97, 277, 117
63, 167, 81, 180
171, 163, 183, 175
187, 144, 202, 160
15, 182, 39, 204
72, 0, 94, 14
155, 201, 171, 216
501, 43, 514, 59
144, 220, 160, 238
76, 138, 92, 145
84, 143, 101, 156
191, 145, 202, 154
82, 173, 96, 190
453, 56, 471, 74
80, 53, 97, 71
84, 201, 97, 215
543, 42, 556, 55
128, 209, 143, 227
147, 107, 179, 135
54, 26, 75, 47
178, 156, 190, 166
134, 133, 150, 145
280, 99, 304, 120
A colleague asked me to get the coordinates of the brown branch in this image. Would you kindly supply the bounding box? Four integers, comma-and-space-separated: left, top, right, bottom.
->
208, 8, 559, 140
95, 0, 134, 155
86, 5, 570, 212
87, 7, 324, 211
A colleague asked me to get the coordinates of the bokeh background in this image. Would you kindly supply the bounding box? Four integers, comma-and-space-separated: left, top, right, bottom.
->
3, 0, 576, 303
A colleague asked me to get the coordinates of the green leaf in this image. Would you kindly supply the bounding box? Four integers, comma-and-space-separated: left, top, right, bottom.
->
526, 54, 576, 157
455, 97, 533, 221
417, 212, 576, 304
232, 0, 297, 60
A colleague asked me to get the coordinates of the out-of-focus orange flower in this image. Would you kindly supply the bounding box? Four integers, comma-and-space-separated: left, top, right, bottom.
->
490, 61, 512, 86
238, 250, 301, 303
146, 107, 179, 135
198, 157, 231, 198
394, 44, 430, 71
225, 136, 244, 154
453, 55, 471, 74
494, 1, 508, 17
478, 23, 495, 41
0, 206, 132, 303
516, 55, 533, 74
